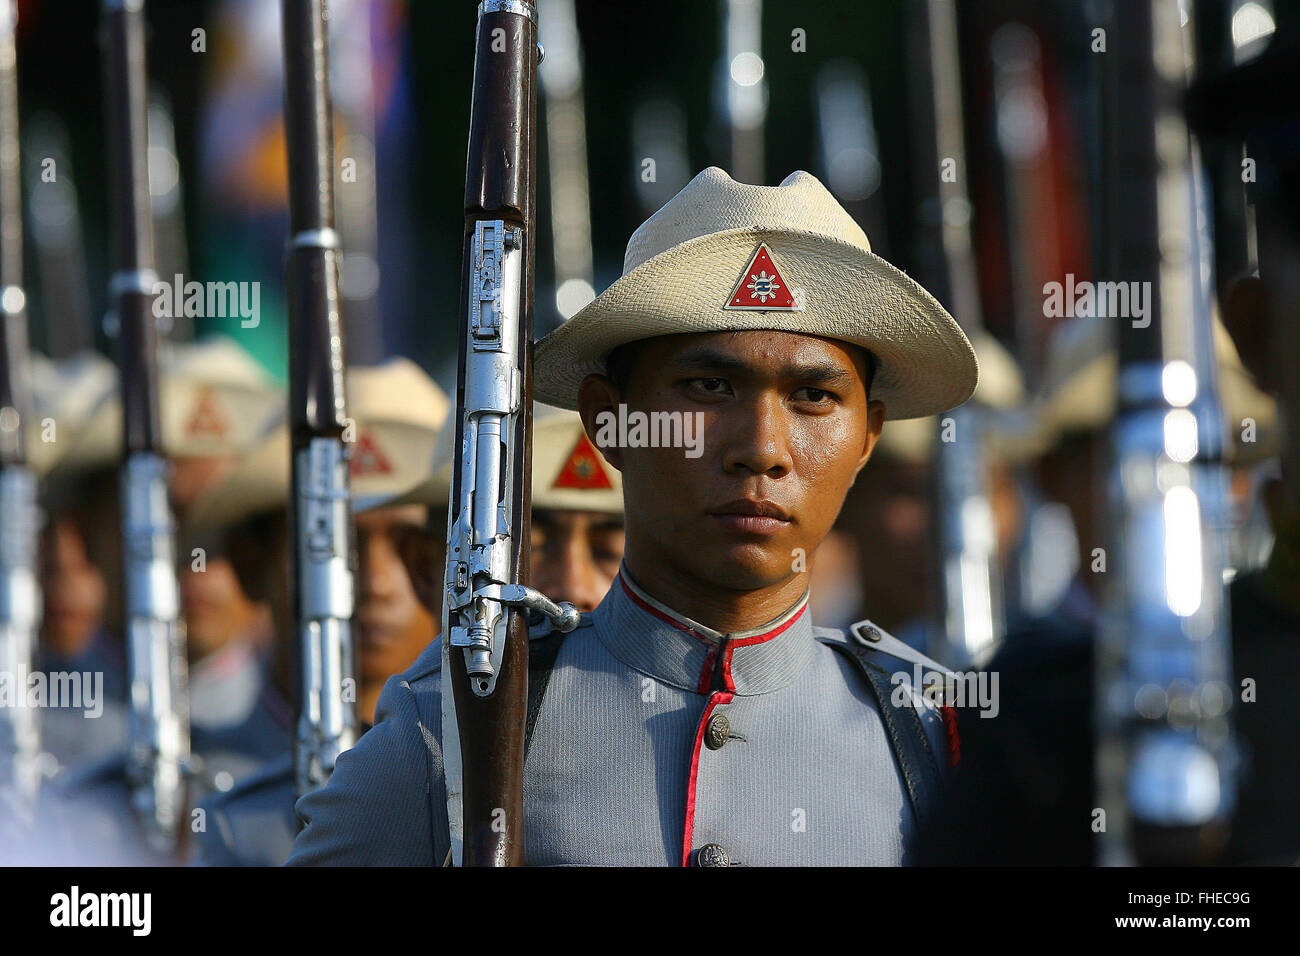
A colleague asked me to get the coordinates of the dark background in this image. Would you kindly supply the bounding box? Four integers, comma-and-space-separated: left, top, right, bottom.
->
9, 0, 1101, 384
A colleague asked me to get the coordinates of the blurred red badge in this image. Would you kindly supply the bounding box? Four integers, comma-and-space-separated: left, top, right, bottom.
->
724, 243, 799, 311
553, 432, 612, 490
351, 430, 393, 476
185, 387, 229, 438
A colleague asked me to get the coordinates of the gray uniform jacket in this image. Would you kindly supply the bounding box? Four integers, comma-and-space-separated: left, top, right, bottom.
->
289, 572, 951, 866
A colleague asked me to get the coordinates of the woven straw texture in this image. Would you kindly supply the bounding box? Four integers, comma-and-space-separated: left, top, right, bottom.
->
535, 168, 978, 421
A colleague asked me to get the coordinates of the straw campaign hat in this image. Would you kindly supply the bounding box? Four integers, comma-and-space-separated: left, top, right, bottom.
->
159, 337, 283, 459
531, 406, 623, 513
184, 357, 449, 536
534, 167, 978, 420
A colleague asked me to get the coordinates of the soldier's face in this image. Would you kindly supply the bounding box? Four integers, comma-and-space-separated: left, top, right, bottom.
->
181, 557, 266, 661
356, 505, 439, 685
40, 518, 107, 654
169, 455, 238, 515
579, 331, 883, 593
530, 508, 625, 612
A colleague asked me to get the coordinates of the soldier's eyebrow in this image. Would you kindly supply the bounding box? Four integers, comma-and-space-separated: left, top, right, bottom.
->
670, 346, 857, 388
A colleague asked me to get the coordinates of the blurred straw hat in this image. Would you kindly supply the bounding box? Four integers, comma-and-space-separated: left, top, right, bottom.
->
184, 357, 448, 536
389, 404, 624, 517
27, 350, 118, 477
1033, 315, 1277, 463
56, 335, 282, 471
872, 331, 1037, 465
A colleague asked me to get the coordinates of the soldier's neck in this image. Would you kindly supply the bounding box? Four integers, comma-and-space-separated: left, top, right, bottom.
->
359, 682, 383, 725
620, 556, 810, 635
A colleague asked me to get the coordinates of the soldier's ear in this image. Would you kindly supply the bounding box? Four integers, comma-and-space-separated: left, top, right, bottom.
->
853, 400, 886, 479
577, 374, 625, 471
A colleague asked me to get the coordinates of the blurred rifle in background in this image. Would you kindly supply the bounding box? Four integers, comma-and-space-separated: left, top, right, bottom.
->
908, 0, 1004, 668
0, 0, 42, 819
1096, 0, 1237, 866
102, 0, 190, 855
280, 0, 360, 804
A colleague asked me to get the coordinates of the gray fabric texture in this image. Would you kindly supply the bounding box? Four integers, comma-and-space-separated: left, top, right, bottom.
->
288, 573, 949, 866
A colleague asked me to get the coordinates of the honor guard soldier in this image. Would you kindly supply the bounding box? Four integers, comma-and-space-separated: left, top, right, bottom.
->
189, 358, 449, 866
195, 403, 625, 865
912, 311, 1275, 866
288, 168, 973, 866
32, 350, 131, 780
37, 337, 293, 862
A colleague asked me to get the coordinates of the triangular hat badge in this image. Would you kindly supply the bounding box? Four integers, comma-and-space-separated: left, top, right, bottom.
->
351, 429, 393, 477
724, 243, 800, 311
185, 387, 229, 438
553, 432, 613, 490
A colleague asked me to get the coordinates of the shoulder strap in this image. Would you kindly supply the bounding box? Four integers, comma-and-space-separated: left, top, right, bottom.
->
821, 638, 944, 831
524, 627, 569, 757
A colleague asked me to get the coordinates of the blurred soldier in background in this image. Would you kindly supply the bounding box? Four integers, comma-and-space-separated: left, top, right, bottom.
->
161, 337, 291, 784
1188, 23, 1300, 864
821, 332, 1033, 645
528, 406, 626, 614
1029, 315, 1275, 637
912, 311, 1278, 866
32, 351, 129, 779
35, 336, 291, 862
189, 357, 449, 866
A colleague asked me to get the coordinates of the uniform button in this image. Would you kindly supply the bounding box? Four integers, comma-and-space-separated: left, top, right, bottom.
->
704, 713, 731, 750
695, 843, 730, 867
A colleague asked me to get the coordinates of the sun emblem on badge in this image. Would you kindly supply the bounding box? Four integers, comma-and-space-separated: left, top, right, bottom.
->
746, 270, 781, 303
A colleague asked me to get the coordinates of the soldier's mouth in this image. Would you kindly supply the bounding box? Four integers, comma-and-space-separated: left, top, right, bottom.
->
356, 622, 398, 647
708, 498, 792, 534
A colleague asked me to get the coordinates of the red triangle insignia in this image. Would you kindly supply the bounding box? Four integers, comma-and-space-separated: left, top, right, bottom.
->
553, 432, 613, 490
351, 430, 393, 477
724, 243, 800, 311
184, 387, 229, 439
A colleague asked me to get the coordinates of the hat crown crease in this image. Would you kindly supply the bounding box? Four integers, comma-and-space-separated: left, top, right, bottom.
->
623, 167, 872, 275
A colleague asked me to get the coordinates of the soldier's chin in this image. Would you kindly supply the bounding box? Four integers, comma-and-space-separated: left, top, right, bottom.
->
706, 544, 798, 591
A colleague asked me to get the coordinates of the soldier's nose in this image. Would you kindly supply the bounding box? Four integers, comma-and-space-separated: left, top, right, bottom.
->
535, 537, 606, 613
721, 394, 793, 478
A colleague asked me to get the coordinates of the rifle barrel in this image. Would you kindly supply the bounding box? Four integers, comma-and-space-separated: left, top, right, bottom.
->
0, 0, 41, 812
282, 0, 358, 801
102, 0, 190, 853
1097, 0, 1237, 866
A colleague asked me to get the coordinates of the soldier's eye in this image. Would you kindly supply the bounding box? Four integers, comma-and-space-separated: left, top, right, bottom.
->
793, 387, 835, 404
693, 377, 729, 393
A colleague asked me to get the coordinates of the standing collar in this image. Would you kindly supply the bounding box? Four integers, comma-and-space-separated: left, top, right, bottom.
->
592, 566, 815, 696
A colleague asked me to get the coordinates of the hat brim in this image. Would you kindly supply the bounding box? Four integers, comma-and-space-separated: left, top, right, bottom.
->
534, 228, 978, 420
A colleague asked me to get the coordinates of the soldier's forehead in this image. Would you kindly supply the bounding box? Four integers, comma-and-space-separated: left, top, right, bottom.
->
638, 330, 870, 368
357, 503, 429, 527
533, 508, 624, 526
